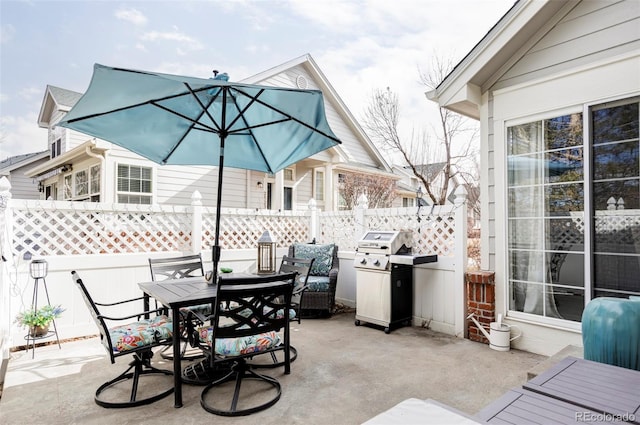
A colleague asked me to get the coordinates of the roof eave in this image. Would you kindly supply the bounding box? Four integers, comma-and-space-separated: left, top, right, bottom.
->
427, 0, 575, 118
25, 139, 106, 178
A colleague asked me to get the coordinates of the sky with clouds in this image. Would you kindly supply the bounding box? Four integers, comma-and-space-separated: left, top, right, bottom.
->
0, 0, 514, 162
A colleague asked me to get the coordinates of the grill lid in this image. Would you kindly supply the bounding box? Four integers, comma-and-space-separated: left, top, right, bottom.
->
356, 230, 412, 255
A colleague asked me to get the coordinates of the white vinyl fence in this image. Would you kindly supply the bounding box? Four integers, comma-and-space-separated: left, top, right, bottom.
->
0, 178, 468, 359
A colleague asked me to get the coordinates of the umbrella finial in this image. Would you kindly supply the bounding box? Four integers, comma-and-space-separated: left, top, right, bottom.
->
212, 69, 219, 77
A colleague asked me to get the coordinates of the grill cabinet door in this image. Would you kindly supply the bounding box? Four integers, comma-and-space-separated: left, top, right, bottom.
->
356, 269, 390, 325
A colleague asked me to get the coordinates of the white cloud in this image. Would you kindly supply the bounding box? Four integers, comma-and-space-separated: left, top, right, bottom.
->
0, 114, 48, 160
286, 0, 362, 32
19, 86, 41, 102
115, 8, 148, 26
0, 23, 15, 44
141, 29, 203, 51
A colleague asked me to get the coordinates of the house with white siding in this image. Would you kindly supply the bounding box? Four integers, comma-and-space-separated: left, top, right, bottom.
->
26, 54, 399, 211
0, 151, 49, 200
428, 0, 639, 356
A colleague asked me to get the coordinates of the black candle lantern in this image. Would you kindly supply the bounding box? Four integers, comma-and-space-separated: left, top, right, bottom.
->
257, 231, 276, 274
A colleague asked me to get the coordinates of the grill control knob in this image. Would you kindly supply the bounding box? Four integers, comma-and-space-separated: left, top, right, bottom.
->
360, 258, 367, 265
373, 259, 380, 266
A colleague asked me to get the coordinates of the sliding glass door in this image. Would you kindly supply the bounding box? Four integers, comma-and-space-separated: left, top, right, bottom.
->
507, 97, 639, 323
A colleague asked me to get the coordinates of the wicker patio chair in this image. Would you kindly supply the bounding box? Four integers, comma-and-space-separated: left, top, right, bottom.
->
287, 243, 339, 316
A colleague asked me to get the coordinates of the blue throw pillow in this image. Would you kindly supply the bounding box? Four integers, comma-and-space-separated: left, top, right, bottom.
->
294, 243, 335, 276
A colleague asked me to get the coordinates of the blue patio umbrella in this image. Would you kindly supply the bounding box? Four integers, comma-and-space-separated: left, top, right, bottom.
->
58, 63, 341, 282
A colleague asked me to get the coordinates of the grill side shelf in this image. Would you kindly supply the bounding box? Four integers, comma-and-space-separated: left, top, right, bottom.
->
389, 254, 438, 266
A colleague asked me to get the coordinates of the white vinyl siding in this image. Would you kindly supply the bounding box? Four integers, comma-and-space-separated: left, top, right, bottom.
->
155, 166, 247, 208
496, 0, 640, 89
0, 157, 49, 200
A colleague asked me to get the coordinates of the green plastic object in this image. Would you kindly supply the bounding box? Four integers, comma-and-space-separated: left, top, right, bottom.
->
581, 297, 640, 371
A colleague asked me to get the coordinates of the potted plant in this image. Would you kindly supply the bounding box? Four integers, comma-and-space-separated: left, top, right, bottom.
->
14, 305, 65, 337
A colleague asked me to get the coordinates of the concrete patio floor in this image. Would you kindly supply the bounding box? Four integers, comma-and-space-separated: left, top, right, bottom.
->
0, 310, 547, 425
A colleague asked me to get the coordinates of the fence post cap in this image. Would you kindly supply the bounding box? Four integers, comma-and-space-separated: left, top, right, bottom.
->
191, 190, 203, 205
454, 185, 467, 204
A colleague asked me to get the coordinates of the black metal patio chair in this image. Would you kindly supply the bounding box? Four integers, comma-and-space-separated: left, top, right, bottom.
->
279, 255, 314, 324
148, 254, 207, 361
245, 256, 313, 370
193, 272, 297, 416
71, 271, 174, 408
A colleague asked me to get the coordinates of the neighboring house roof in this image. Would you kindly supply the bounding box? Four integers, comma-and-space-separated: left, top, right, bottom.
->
409, 162, 447, 182
0, 151, 49, 175
426, 0, 571, 119
395, 180, 418, 193
38, 85, 83, 128
243, 53, 394, 175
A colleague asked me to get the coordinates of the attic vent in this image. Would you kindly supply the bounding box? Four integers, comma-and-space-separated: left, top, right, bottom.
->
296, 75, 308, 89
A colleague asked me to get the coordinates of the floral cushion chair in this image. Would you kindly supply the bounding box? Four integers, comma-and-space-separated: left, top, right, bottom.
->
71, 271, 174, 408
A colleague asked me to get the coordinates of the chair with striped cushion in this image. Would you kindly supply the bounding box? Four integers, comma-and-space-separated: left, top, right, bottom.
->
71, 271, 174, 408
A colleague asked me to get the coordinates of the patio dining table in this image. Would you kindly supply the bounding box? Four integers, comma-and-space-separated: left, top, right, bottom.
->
138, 272, 286, 408
138, 276, 217, 408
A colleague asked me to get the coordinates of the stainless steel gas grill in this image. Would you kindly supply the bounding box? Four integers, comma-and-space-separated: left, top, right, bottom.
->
354, 231, 437, 333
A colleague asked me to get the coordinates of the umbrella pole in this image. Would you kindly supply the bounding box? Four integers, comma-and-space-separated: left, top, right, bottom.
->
212, 92, 228, 285
212, 140, 225, 286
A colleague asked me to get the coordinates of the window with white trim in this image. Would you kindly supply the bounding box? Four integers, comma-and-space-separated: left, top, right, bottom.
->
63, 165, 102, 202
75, 169, 88, 197
402, 197, 415, 207
90, 164, 101, 195
283, 168, 294, 181
63, 174, 72, 200
51, 139, 61, 158
117, 164, 152, 204
314, 169, 324, 201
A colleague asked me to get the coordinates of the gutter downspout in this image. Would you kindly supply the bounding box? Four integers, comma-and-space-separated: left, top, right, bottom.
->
84, 140, 106, 201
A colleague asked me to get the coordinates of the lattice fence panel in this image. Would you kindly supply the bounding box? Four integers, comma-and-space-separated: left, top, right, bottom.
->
365, 205, 458, 257
11, 201, 192, 257
200, 208, 311, 250
594, 212, 640, 250
317, 210, 359, 250
9, 199, 468, 259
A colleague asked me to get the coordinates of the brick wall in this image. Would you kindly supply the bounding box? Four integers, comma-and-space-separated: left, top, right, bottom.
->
466, 271, 495, 344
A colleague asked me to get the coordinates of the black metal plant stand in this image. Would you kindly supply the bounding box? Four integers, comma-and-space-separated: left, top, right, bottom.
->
24, 259, 61, 359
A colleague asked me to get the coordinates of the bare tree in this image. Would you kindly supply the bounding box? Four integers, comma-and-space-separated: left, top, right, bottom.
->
339, 172, 397, 210
361, 54, 479, 206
